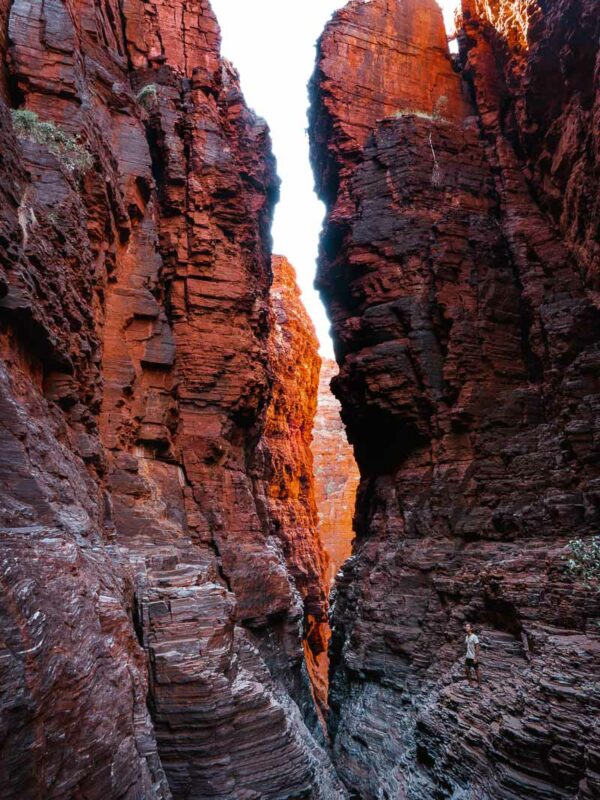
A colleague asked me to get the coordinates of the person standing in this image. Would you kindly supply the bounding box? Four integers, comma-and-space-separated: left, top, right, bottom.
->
464, 623, 482, 687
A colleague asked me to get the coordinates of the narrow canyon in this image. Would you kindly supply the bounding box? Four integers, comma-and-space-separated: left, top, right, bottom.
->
0, 1, 598, 800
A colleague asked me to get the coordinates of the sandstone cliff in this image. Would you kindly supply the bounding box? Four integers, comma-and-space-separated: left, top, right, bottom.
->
260, 254, 331, 713
0, 2, 342, 798
310, 0, 600, 798
313, 358, 359, 584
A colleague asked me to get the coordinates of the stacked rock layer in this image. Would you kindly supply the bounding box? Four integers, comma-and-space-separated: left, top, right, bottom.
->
0, 2, 343, 798
313, 358, 360, 584
261, 254, 331, 712
310, 0, 600, 798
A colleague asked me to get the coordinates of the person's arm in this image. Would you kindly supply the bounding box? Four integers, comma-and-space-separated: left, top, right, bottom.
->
475, 639, 480, 662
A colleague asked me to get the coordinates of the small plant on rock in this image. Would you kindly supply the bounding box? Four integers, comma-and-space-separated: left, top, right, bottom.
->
11, 109, 94, 175
433, 95, 448, 120
137, 84, 158, 110
393, 95, 449, 124
394, 108, 438, 121
566, 536, 600, 588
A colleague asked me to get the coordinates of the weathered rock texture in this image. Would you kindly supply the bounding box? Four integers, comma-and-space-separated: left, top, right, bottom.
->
310, 0, 471, 212
460, 0, 600, 290
312, 359, 359, 584
310, 0, 600, 798
0, 2, 343, 798
261, 254, 331, 712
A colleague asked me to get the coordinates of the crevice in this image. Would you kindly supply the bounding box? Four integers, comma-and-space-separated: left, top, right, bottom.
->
115, 0, 136, 73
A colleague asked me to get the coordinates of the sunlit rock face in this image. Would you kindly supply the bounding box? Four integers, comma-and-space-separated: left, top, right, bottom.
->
310, 0, 472, 211
0, 2, 344, 798
310, 0, 600, 798
261, 254, 331, 712
313, 359, 359, 584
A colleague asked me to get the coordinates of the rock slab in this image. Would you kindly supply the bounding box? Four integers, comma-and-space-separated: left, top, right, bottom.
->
310, 0, 600, 798
312, 359, 359, 584
0, 2, 344, 798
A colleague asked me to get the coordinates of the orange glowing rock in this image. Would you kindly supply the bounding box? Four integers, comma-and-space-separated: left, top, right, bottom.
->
263, 255, 331, 709
312, 359, 359, 583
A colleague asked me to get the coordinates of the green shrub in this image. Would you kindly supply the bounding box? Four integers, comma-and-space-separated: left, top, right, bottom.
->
11, 109, 94, 175
566, 536, 600, 587
137, 84, 158, 109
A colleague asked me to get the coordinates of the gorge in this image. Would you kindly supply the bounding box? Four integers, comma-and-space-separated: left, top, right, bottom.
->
0, 1, 598, 800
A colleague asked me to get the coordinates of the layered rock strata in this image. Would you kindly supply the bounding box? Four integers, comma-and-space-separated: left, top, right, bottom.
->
0, 2, 342, 798
310, 0, 600, 798
460, 0, 600, 290
312, 359, 359, 583
261, 254, 331, 713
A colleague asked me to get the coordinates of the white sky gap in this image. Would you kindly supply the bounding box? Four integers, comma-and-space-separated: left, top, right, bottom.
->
211, 0, 459, 357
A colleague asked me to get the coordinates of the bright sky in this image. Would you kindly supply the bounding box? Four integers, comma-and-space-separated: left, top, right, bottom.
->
210, 0, 458, 357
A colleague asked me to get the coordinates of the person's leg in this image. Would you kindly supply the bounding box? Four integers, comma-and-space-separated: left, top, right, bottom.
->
465, 662, 472, 684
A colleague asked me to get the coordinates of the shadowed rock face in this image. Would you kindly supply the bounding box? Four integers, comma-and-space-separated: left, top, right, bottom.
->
313, 359, 359, 584
0, 2, 344, 798
460, 0, 600, 290
310, 0, 600, 798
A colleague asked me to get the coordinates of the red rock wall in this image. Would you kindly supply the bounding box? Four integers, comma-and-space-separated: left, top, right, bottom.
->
260, 254, 330, 712
310, 0, 471, 208
310, 0, 600, 798
312, 358, 359, 584
460, 0, 600, 289
0, 2, 343, 798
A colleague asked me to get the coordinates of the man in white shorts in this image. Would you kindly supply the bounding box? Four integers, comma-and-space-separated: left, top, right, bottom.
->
464, 623, 482, 687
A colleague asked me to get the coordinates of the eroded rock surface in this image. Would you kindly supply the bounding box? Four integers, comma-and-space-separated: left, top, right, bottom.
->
260, 254, 331, 713
0, 2, 342, 798
460, 0, 600, 290
313, 359, 359, 584
310, 0, 600, 798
